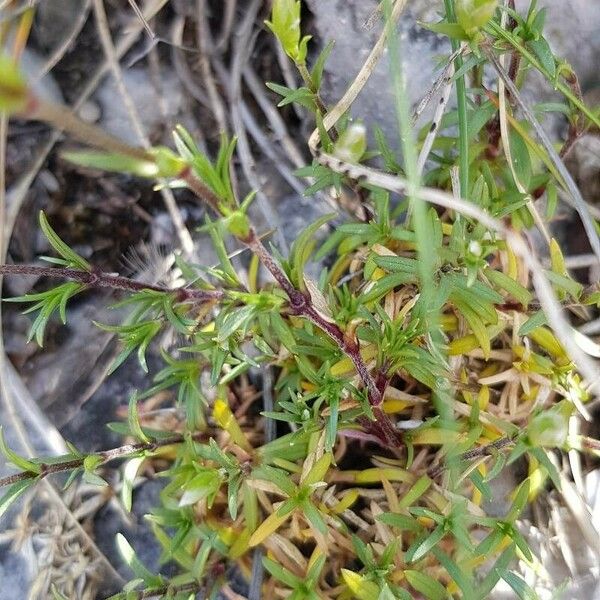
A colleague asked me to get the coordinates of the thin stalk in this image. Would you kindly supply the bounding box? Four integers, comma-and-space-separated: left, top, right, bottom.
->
443, 0, 469, 197
0, 432, 205, 488
24, 97, 152, 161
297, 62, 328, 117
0, 264, 224, 303
180, 163, 401, 441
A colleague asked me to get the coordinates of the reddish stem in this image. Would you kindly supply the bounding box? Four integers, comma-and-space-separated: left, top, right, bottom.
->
0, 264, 224, 303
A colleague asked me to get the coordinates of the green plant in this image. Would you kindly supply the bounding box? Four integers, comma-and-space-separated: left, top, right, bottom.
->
1, 1, 600, 598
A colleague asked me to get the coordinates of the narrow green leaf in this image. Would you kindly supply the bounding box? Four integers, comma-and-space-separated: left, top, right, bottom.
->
399, 475, 432, 508
528, 37, 555, 79
418, 21, 469, 40
485, 268, 532, 306
506, 480, 530, 523
518, 310, 547, 336
404, 569, 448, 600
0, 428, 41, 474
128, 394, 150, 443
501, 571, 539, 600
290, 214, 335, 287
311, 40, 334, 90
262, 557, 303, 588
122, 456, 145, 512
116, 533, 163, 586
0, 478, 34, 519
476, 543, 516, 598
302, 500, 328, 535
406, 525, 446, 563
62, 151, 159, 179
432, 547, 474, 598
377, 512, 423, 533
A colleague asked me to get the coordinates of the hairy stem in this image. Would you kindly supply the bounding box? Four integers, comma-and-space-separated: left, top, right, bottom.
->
0, 264, 224, 303
0, 432, 205, 488
179, 167, 223, 214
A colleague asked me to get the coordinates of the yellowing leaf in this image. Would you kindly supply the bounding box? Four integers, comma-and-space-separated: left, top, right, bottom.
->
550, 238, 567, 276
229, 530, 251, 559
341, 569, 381, 600
0, 54, 28, 113
330, 345, 377, 376
529, 327, 565, 358
302, 452, 332, 486
355, 467, 414, 484
478, 385, 490, 411
383, 400, 410, 413
213, 397, 252, 451
410, 428, 461, 445
459, 304, 491, 359
332, 489, 359, 513
248, 510, 292, 547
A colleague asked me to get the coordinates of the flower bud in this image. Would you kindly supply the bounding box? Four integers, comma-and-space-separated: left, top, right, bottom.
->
265, 0, 310, 63
152, 146, 187, 178
333, 123, 367, 164
456, 0, 498, 36
226, 211, 251, 239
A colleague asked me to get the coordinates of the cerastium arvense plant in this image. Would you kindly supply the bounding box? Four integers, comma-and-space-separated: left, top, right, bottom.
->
1, 0, 600, 598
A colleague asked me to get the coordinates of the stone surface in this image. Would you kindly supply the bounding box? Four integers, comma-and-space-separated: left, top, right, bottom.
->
305, 0, 600, 142
305, 0, 443, 143
95, 67, 185, 146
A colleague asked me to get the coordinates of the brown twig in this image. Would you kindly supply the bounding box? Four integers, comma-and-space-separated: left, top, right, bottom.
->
0, 432, 205, 488
179, 162, 385, 406
0, 264, 224, 303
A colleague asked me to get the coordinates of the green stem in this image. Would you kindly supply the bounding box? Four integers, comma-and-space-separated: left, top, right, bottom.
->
443, 0, 469, 198
297, 62, 329, 118
487, 21, 600, 129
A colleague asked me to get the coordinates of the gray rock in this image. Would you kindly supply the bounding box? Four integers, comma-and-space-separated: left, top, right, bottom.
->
305, 0, 443, 143
95, 67, 184, 146
305, 0, 600, 142
0, 550, 30, 600
19, 49, 64, 104
34, 0, 87, 53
